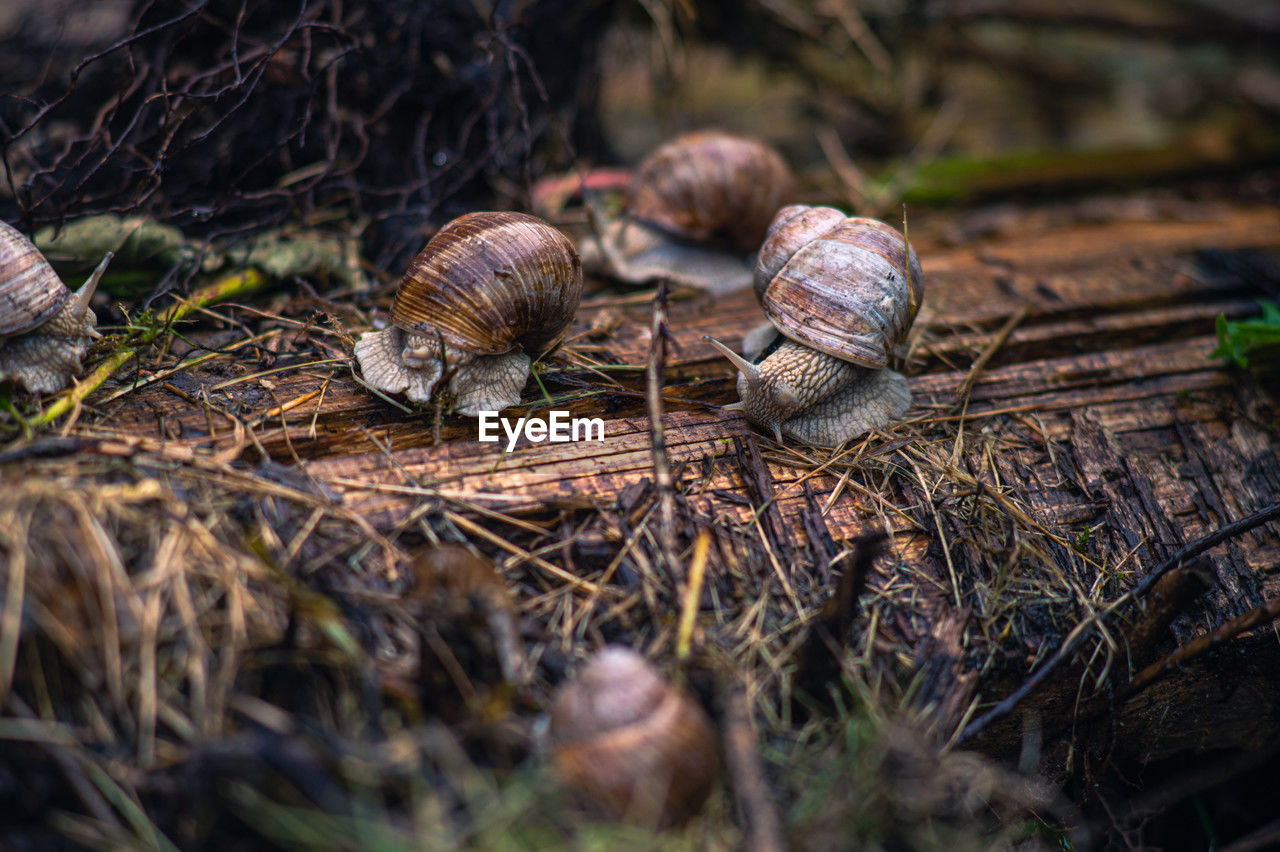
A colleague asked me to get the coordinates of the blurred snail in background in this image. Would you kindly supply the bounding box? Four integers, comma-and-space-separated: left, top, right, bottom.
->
354, 211, 582, 415
547, 645, 719, 827
0, 220, 111, 394
579, 131, 795, 294
706, 204, 924, 446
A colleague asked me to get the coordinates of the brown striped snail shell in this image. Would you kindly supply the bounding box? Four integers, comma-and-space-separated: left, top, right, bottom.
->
580, 131, 795, 294
0, 220, 111, 394
353, 211, 582, 415
706, 204, 924, 447
548, 646, 719, 827
628, 130, 795, 253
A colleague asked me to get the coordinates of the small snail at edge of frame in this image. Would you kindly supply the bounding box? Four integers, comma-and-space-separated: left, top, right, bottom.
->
579, 130, 796, 294
0, 220, 112, 394
353, 211, 582, 415
706, 204, 924, 447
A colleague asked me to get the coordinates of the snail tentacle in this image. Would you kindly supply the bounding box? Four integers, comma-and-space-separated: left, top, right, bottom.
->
70, 252, 112, 321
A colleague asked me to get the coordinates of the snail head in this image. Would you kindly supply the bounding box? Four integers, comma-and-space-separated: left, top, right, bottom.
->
41, 251, 112, 342
704, 335, 803, 443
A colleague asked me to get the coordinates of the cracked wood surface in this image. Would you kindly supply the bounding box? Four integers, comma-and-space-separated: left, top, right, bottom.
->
91, 200, 1280, 758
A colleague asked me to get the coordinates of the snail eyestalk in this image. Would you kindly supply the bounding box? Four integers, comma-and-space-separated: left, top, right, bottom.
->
706, 334, 800, 443
72, 252, 113, 341
704, 335, 758, 380
72, 251, 113, 319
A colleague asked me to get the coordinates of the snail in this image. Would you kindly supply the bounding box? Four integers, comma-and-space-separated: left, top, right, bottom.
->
706, 204, 924, 446
354, 211, 582, 415
0, 221, 112, 394
547, 646, 718, 827
579, 131, 795, 294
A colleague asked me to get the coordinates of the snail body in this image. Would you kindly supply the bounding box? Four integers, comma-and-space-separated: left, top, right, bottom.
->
580, 131, 795, 293
0, 221, 111, 394
354, 211, 582, 415
707, 204, 923, 446
548, 646, 718, 827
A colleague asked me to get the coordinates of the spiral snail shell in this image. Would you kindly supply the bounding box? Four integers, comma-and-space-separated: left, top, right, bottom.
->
580, 131, 795, 293
548, 646, 719, 826
707, 204, 924, 446
354, 211, 582, 415
0, 220, 111, 394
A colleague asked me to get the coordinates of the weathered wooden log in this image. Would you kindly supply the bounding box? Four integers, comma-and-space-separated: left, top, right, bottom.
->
85, 201, 1280, 773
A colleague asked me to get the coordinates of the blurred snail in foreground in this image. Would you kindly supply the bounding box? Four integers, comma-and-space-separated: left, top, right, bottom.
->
548, 646, 718, 827
706, 204, 924, 446
579, 131, 795, 294
354, 211, 582, 415
0, 221, 111, 394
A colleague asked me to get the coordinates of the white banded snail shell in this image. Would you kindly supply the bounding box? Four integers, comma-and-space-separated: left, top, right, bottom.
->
353, 211, 582, 415
707, 204, 924, 446
580, 131, 795, 293
0, 220, 111, 394
547, 646, 719, 826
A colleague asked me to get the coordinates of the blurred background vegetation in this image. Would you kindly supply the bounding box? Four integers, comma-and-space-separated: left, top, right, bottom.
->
2, 0, 1278, 270
596, 0, 1280, 215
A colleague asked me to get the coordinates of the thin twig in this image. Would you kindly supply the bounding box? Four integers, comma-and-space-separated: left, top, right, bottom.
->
721, 680, 787, 852
817, 126, 876, 213
1221, 816, 1280, 852
1127, 593, 1280, 696
955, 306, 1030, 401
958, 501, 1280, 743
676, 529, 711, 660
646, 279, 682, 584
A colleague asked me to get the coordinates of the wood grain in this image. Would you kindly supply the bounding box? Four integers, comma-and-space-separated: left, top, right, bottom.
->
89, 201, 1280, 761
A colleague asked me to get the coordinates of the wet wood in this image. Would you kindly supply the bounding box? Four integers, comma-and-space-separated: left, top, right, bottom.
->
89, 200, 1280, 767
